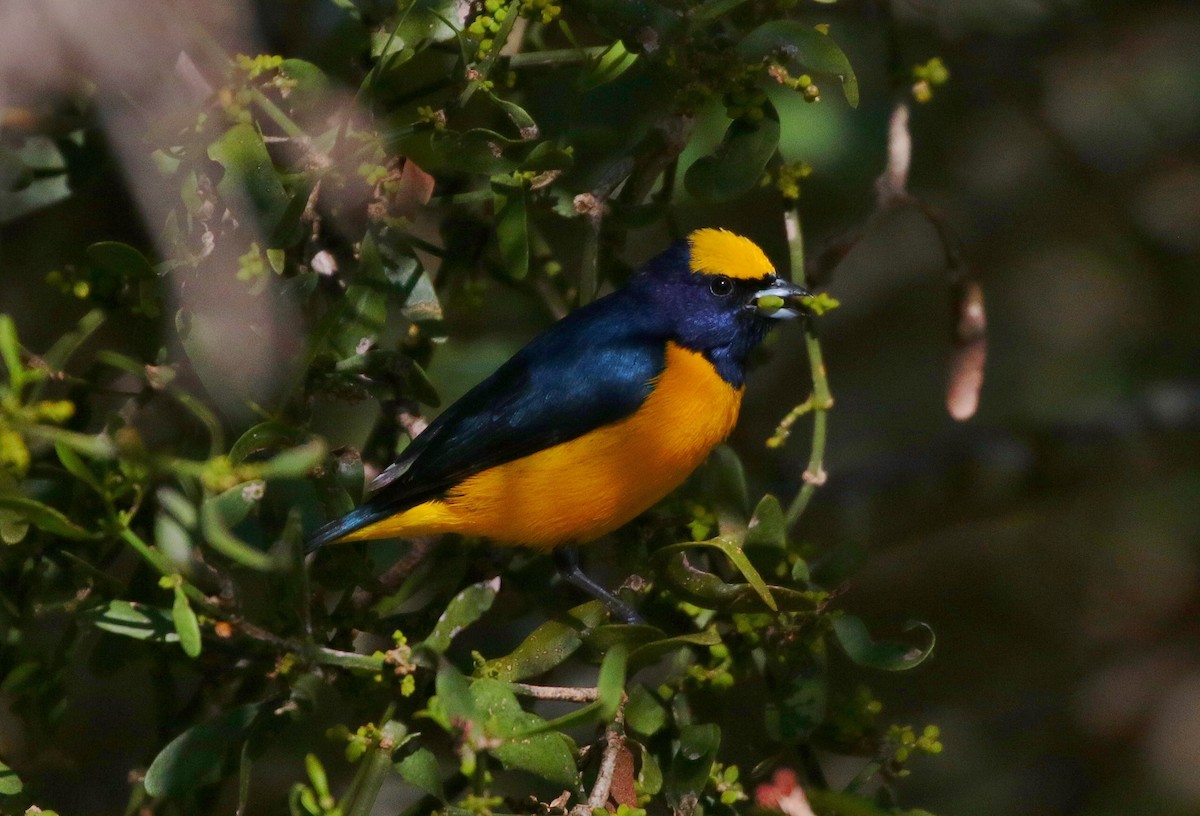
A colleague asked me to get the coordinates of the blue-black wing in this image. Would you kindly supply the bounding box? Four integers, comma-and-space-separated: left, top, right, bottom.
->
307, 292, 668, 549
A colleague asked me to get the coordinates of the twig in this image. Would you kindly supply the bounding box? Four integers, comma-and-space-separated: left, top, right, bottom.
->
875, 102, 912, 207
870, 16, 987, 421
507, 47, 607, 68
781, 209, 835, 531
351, 537, 436, 611
581, 703, 627, 814
511, 683, 600, 703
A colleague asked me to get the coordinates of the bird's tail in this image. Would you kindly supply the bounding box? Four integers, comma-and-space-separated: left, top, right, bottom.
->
305, 504, 385, 553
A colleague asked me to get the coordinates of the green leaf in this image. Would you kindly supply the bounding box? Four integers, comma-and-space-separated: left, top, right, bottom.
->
521, 141, 574, 174
172, 585, 202, 658
279, 59, 330, 109
668, 723, 720, 805
396, 748, 444, 800
155, 512, 194, 566
470, 679, 579, 788
736, 21, 859, 107
708, 445, 749, 520
0, 494, 97, 540
420, 577, 500, 654
637, 748, 663, 795
488, 93, 538, 140
207, 123, 290, 234
396, 130, 516, 176
200, 496, 276, 571
596, 644, 628, 721
433, 661, 476, 725
744, 494, 786, 550
86, 600, 179, 642
55, 441, 103, 494
690, 0, 750, 23
628, 630, 722, 672
0, 315, 21, 388
625, 685, 668, 737
765, 664, 826, 742
493, 182, 530, 279
584, 623, 667, 653
579, 40, 639, 90
482, 601, 607, 681
337, 284, 388, 357
684, 111, 780, 203
0, 759, 22, 796
144, 704, 260, 797
87, 241, 156, 279
831, 617, 936, 671
656, 550, 817, 613
228, 421, 306, 465
667, 537, 777, 611
207, 481, 263, 529
258, 439, 327, 480
30, 308, 105, 400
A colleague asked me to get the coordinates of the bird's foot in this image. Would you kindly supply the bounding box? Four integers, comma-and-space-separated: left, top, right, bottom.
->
553, 548, 644, 625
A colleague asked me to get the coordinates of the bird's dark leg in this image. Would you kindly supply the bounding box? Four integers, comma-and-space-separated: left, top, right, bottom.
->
553, 548, 643, 625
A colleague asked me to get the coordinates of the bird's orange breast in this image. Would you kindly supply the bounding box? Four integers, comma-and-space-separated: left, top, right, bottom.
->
341, 342, 743, 549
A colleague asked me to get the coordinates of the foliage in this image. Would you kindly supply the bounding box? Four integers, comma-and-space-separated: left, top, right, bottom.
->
0, 1, 946, 814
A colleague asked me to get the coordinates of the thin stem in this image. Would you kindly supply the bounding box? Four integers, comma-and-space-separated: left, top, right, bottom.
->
585, 704, 626, 812
506, 46, 605, 68
311, 646, 387, 672
250, 89, 306, 140
782, 207, 834, 530
579, 215, 601, 306
511, 683, 600, 703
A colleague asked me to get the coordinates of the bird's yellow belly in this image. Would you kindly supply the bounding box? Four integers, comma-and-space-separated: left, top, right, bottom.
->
344, 342, 743, 549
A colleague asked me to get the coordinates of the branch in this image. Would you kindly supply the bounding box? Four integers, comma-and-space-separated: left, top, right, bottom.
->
871, 47, 986, 420
780, 209, 835, 531
511, 683, 601, 703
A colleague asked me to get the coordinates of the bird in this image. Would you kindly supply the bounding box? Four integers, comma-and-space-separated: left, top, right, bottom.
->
307, 228, 810, 621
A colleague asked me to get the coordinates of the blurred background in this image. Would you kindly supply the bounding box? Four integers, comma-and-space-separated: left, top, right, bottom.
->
2, 0, 1199, 814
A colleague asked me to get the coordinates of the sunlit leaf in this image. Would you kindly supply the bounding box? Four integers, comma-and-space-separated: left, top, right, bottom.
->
172, 585, 203, 658
207, 123, 290, 234
597, 643, 628, 720
0, 759, 22, 795
579, 40, 639, 90
258, 439, 327, 480
86, 600, 179, 643
396, 748, 444, 799
625, 685, 669, 737
420, 577, 500, 654
482, 601, 607, 681
470, 679, 578, 788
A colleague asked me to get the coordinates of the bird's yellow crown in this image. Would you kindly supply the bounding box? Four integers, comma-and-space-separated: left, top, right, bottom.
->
688, 228, 776, 281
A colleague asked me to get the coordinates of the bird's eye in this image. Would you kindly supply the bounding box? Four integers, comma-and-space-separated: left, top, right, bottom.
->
709, 275, 734, 297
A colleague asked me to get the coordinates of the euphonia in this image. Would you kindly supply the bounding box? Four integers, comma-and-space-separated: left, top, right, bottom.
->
308, 228, 809, 619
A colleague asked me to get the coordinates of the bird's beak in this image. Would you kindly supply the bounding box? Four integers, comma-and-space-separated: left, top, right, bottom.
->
754, 279, 811, 319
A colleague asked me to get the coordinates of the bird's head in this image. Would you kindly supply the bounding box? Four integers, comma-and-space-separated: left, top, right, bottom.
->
632, 228, 810, 384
